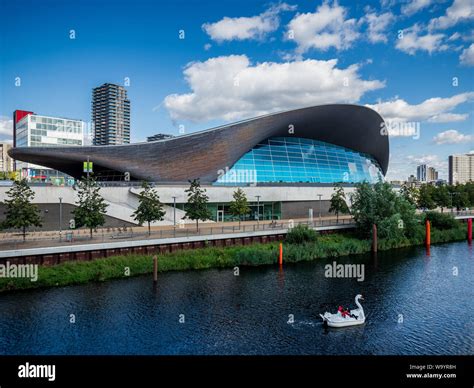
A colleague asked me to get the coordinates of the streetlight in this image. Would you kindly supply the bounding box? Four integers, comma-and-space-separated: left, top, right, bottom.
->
172, 196, 177, 237
317, 194, 322, 225
59, 196, 63, 241
255, 195, 261, 228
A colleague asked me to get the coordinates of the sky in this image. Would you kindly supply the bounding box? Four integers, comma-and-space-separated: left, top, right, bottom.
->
0, 0, 473, 181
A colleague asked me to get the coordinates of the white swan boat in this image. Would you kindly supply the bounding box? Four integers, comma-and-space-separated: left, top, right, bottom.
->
320, 294, 365, 328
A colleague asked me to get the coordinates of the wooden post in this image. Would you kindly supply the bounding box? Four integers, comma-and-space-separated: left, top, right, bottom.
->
425, 220, 431, 247
153, 255, 158, 283
278, 243, 283, 266
372, 224, 377, 253
468, 218, 472, 244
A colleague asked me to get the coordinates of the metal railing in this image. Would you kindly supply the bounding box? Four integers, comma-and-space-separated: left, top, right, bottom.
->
0, 218, 355, 251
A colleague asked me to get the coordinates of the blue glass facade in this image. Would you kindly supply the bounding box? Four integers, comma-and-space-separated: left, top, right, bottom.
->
215, 137, 384, 185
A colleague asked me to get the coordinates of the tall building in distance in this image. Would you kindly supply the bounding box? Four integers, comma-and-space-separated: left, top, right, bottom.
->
92, 83, 130, 145
427, 167, 438, 182
416, 164, 427, 182
146, 133, 174, 142
449, 153, 474, 185
417, 164, 438, 183
0, 142, 13, 174
12, 110, 84, 182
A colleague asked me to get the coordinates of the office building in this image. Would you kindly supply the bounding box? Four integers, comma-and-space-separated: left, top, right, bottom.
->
92, 83, 130, 145
12, 110, 84, 182
449, 153, 474, 184
0, 142, 13, 173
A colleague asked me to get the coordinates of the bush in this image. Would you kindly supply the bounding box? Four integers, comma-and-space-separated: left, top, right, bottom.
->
285, 224, 317, 244
421, 211, 459, 230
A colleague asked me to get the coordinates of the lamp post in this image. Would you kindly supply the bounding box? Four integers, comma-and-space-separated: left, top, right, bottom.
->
172, 196, 177, 237
317, 194, 322, 225
255, 195, 261, 228
59, 196, 63, 241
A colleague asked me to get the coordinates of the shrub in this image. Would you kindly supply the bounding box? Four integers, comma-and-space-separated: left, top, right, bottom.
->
285, 224, 317, 244
421, 211, 459, 230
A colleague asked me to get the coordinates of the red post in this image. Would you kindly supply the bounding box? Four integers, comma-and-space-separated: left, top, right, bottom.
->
468, 218, 472, 244
372, 224, 377, 253
153, 255, 158, 283
278, 243, 283, 266
425, 220, 431, 247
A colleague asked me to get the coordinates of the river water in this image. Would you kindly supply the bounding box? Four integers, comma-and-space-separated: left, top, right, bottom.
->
1, 242, 473, 355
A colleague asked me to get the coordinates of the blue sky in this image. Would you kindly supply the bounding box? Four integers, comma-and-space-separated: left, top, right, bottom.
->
0, 0, 473, 180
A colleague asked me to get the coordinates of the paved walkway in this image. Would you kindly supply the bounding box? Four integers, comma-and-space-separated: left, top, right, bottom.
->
0, 216, 353, 251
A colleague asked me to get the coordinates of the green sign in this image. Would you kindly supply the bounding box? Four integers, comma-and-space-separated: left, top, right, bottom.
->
83, 161, 93, 173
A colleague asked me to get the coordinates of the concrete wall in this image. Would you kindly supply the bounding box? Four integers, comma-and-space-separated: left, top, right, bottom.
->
281, 200, 331, 219
0, 203, 134, 232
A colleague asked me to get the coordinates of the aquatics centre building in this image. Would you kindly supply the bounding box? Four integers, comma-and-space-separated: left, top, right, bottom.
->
9, 104, 389, 223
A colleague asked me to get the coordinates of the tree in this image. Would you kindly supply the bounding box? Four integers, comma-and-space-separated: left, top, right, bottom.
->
433, 185, 450, 212
417, 184, 436, 210
1, 179, 42, 241
184, 178, 212, 231
229, 188, 251, 228
451, 184, 469, 211
351, 181, 419, 240
328, 184, 350, 222
399, 184, 418, 206
73, 176, 108, 238
133, 181, 165, 235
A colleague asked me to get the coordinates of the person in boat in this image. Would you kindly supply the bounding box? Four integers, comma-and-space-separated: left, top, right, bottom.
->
337, 306, 344, 316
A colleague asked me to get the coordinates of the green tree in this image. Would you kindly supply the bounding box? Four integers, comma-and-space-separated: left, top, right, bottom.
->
184, 178, 212, 231
433, 185, 450, 212
1, 179, 42, 241
229, 188, 251, 228
133, 181, 165, 235
417, 184, 436, 210
328, 184, 350, 222
399, 184, 418, 206
351, 181, 419, 240
73, 176, 108, 238
451, 184, 469, 211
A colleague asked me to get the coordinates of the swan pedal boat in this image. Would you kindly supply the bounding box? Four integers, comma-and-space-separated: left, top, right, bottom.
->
320, 294, 365, 328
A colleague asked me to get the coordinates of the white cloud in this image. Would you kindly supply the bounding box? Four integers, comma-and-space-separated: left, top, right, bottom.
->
164, 55, 385, 122
401, 0, 434, 16
395, 24, 448, 54
387, 153, 448, 181
428, 112, 469, 122
433, 129, 473, 144
202, 3, 296, 42
286, 1, 359, 53
204, 43, 212, 51
460, 43, 474, 65
429, 0, 474, 30
361, 11, 395, 43
0, 117, 13, 139
366, 92, 474, 122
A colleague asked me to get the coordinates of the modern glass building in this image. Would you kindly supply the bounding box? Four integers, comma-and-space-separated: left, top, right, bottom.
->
215, 137, 383, 185
10, 104, 390, 221
12, 110, 84, 183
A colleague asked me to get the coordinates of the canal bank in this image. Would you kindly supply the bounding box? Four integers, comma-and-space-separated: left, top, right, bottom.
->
0, 223, 468, 293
